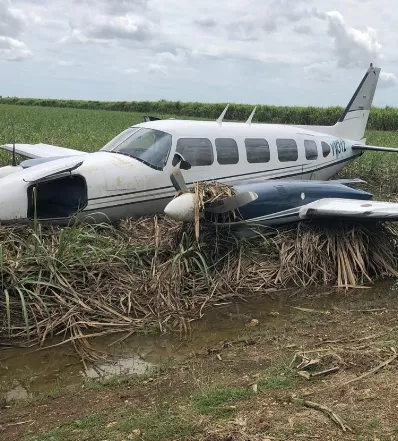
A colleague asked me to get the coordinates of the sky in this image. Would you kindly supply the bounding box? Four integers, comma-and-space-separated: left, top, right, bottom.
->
1, 0, 398, 107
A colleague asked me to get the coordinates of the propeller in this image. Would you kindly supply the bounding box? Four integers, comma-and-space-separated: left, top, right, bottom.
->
170, 162, 189, 193
165, 153, 258, 222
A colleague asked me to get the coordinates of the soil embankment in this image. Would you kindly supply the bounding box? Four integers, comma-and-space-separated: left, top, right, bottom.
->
2, 284, 398, 440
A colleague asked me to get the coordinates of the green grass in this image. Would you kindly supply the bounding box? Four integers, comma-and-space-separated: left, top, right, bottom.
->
340, 130, 398, 197
192, 386, 253, 419
0, 103, 188, 153
4, 96, 398, 131
116, 407, 198, 440
367, 416, 382, 430
30, 407, 199, 441
374, 329, 398, 349
31, 414, 106, 441
29, 370, 297, 440
258, 364, 299, 390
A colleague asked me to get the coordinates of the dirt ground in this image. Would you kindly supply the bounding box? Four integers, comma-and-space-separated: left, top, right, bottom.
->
2, 286, 398, 441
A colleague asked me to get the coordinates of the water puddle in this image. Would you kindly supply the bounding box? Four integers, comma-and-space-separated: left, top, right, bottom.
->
1, 280, 398, 403
4, 382, 28, 402
85, 356, 155, 379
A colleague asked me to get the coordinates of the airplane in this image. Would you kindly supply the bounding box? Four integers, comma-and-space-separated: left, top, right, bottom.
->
0, 63, 397, 226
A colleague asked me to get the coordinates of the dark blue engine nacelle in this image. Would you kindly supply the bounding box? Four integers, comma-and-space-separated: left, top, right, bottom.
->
233, 180, 373, 220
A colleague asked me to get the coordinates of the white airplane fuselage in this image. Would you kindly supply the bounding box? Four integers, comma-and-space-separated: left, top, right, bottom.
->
0, 119, 362, 224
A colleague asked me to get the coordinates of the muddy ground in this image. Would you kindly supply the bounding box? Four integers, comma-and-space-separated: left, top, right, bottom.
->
2, 285, 398, 441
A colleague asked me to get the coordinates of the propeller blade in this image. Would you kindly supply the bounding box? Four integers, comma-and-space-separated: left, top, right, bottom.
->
170, 164, 188, 193
205, 191, 258, 214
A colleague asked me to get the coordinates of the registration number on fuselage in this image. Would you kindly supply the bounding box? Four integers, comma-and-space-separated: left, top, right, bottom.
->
331, 139, 346, 156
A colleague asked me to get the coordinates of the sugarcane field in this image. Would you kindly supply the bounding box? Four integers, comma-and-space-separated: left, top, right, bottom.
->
3, 2, 398, 438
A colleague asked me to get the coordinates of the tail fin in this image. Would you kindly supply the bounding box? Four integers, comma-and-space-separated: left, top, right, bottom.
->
335, 64, 380, 140
296, 64, 380, 141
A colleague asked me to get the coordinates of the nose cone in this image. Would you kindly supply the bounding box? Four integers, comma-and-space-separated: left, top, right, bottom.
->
164, 193, 195, 221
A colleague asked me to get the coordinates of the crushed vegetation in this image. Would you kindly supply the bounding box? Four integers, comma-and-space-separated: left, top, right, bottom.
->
1, 191, 398, 363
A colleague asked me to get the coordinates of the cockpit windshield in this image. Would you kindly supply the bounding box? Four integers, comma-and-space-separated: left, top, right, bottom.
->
100, 127, 172, 170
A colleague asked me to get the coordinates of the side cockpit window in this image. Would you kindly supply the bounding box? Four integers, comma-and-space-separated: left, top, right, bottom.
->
176, 138, 214, 166
321, 141, 331, 157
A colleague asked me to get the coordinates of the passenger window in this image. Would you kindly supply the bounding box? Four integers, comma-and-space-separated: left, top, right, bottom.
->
321, 141, 331, 157
176, 138, 214, 166
245, 138, 270, 163
304, 140, 318, 160
215, 138, 239, 165
276, 139, 298, 162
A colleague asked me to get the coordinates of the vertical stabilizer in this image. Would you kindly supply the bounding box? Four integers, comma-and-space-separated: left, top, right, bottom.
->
295, 64, 381, 141
335, 64, 380, 140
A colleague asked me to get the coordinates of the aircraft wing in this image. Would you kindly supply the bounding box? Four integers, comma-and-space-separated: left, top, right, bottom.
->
299, 198, 398, 221
0, 143, 86, 159
352, 144, 398, 153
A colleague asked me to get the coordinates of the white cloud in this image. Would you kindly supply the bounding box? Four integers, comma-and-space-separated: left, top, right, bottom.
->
64, 14, 154, 45
227, 16, 261, 41
304, 61, 333, 82
323, 10, 382, 68
294, 24, 313, 35
379, 71, 398, 89
0, 0, 27, 38
156, 50, 187, 64
104, 0, 148, 14
56, 59, 77, 67
71, 0, 148, 14
0, 0, 32, 62
194, 18, 216, 28
1, 0, 398, 106
85, 14, 153, 41
157, 51, 177, 62
262, 0, 312, 31
148, 63, 168, 74
0, 36, 31, 61
60, 0, 157, 48
124, 67, 139, 74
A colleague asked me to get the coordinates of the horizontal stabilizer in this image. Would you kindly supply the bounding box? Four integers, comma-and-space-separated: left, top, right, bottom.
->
0, 143, 85, 159
352, 144, 398, 153
300, 198, 398, 222
143, 116, 161, 122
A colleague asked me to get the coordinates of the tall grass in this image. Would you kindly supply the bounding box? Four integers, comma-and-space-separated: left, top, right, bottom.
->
2, 97, 398, 130
1, 216, 398, 362
340, 131, 398, 198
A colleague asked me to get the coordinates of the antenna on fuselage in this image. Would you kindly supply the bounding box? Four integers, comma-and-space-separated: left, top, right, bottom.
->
216, 104, 229, 125
246, 106, 257, 126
